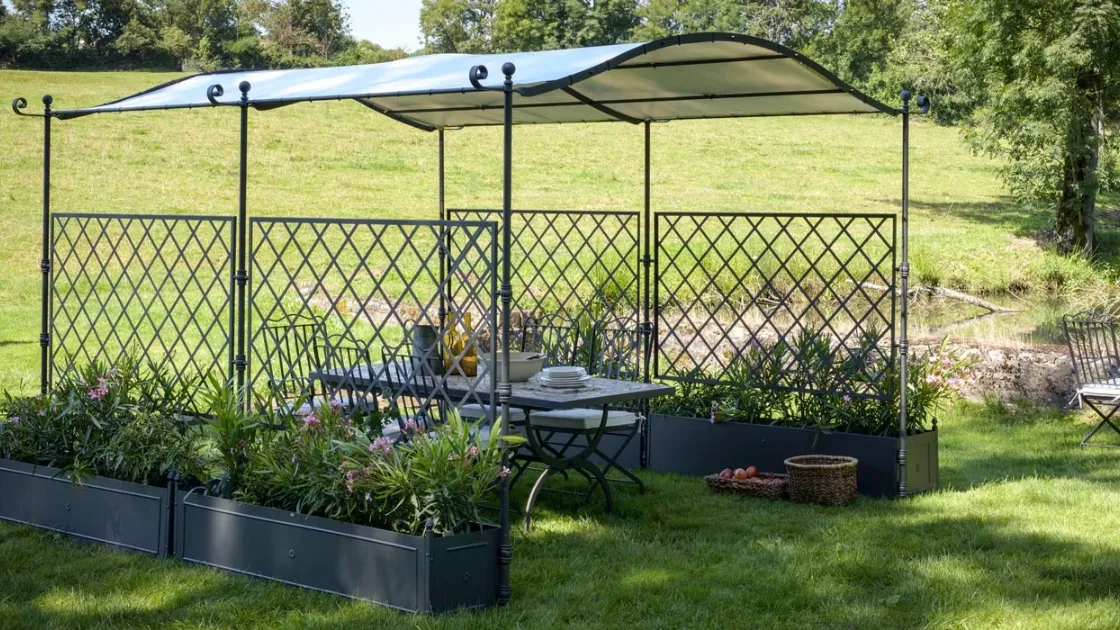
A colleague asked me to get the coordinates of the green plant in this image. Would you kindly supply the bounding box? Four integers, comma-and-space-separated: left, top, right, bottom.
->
197, 376, 264, 497
351, 413, 517, 536
658, 333, 974, 436
0, 358, 206, 485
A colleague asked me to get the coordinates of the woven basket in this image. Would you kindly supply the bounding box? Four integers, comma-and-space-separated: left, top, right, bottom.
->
704, 472, 789, 500
784, 455, 858, 506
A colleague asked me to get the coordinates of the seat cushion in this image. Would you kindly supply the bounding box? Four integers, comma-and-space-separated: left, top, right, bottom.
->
459, 403, 526, 423
529, 409, 638, 430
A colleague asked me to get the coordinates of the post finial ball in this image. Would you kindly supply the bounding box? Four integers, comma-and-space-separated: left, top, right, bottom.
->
502, 62, 516, 77
239, 81, 251, 95
42, 94, 53, 106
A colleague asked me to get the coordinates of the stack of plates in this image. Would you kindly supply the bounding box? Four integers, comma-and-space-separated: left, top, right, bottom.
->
537, 366, 592, 389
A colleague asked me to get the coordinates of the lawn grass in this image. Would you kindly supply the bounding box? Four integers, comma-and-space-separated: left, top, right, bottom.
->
2, 400, 1120, 629
3, 69, 1118, 393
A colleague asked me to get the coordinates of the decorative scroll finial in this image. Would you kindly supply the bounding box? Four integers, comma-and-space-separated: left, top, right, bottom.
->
11, 97, 29, 116
468, 62, 516, 92
206, 84, 225, 106
468, 65, 489, 90
917, 95, 931, 114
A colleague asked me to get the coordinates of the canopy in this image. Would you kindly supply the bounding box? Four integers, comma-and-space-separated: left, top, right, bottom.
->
52, 33, 896, 127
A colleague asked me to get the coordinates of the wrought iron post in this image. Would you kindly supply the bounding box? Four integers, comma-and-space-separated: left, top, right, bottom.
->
40, 96, 53, 394
497, 61, 515, 607
438, 129, 447, 323
236, 82, 251, 390
898, 91, 911, 498
469, 59, 515, 606
640, 119, 653, 468
12, 94, 57, 392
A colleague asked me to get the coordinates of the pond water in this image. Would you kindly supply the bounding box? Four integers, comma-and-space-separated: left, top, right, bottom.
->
907, 295, 1069, 347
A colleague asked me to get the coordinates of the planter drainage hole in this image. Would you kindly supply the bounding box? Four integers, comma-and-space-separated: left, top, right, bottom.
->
288, 549, 295, 559
65, 504, 71, 511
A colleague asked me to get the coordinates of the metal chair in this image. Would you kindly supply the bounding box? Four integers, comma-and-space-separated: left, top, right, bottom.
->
513, 319, 648, 519
1063, 312, 1120, 448
379, 345, 448, 438
261, 312, 326, 411
521, 314, 582, 367
316, 331, 376, 413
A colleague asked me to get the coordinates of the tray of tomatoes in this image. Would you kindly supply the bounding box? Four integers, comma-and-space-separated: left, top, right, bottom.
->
704, 466, 789, 500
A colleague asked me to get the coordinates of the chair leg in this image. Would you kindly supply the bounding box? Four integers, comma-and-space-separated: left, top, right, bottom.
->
1082, 401, 1120, 449
523, 468, 553, 532
595, 424, 644, 493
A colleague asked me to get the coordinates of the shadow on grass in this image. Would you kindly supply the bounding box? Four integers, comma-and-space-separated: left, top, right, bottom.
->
5, 401, 1120, 629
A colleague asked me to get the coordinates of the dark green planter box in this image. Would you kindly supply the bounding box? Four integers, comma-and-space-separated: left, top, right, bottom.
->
647, 414, 938, 497
175, 492, 501, 613
0, 458, 173, 555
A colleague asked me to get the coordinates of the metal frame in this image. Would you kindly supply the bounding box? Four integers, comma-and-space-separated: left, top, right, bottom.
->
12, 52, 929, 612
50, 213, 236, 385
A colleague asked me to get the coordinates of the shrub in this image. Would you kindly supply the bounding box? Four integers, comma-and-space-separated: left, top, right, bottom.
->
0, 358, 206, 485
652, 334, 973, 436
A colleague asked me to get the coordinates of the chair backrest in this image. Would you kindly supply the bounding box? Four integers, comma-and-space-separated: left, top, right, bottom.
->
1063, 312, 1120, 388
316, 332, 374, 409
261, 312, 325, 401
380, 345, 447, 431
590, 321, 646, 382
521, 315, 582, 368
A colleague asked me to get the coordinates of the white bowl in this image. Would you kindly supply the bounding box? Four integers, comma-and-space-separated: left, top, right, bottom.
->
481, 352, 546, 382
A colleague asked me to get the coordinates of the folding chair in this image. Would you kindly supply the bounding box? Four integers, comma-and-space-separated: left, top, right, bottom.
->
1063, 312, 1120, 448
379, 345, 450, 440
260, 312, 326, 413
516, 318, 648, 497
315, 331, 377, 413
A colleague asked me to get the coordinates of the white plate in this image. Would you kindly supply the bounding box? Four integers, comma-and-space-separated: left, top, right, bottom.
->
537, 374, 592, 389
543, 366, 586, 378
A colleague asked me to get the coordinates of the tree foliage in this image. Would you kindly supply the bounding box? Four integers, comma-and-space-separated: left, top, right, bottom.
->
0, 0, 407, 70
942, 0, 1120, 253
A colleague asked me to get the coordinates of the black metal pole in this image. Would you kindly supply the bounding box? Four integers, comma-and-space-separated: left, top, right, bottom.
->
438, 129, 447, 324
640, 119, 652, 469
497, 61, 516, 607
40, 95, 53, 395
235, 82, 251, 391
898, 90, 911, 498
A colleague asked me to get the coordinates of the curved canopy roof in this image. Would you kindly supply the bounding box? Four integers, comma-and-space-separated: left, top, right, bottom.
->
52, 33, 896, 127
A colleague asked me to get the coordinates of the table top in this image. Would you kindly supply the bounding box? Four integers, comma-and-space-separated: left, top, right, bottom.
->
311, 363, 675, 411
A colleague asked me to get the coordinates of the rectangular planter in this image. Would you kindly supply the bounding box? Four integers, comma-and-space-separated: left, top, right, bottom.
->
0, 458, 173, 555
175, 492, 501, 613
647, 414, 938, 498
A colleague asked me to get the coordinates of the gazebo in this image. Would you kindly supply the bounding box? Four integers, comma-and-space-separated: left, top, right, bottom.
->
13, 32, 929, 609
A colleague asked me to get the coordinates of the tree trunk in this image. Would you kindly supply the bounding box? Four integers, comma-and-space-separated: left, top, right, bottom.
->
1055, 74, 1102, 255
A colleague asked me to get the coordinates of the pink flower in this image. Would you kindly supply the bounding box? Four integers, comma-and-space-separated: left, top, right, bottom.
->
302, 413, 321, 429
329, 398, 343, 412
467, 445, 479, 458
842, 395, 852, 405
498, 466, 510, 478
925, 374, 942, 385
87, 385, 108, 400
709, 402, 720, 424
370, 436, 392, 455
404, 419, 419, 434
10, 416, 20, 425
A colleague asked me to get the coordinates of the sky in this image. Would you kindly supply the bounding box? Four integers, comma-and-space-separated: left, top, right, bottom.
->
345, 1, 424, 52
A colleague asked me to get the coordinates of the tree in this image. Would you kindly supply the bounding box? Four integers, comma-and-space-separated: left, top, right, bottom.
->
419, 0, 496, 53
635, 0, 836, 49
943, 0, 1120, 253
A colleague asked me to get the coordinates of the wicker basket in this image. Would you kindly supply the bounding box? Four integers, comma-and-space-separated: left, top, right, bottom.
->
784, 455, 858, 505
704, 472, 789, 500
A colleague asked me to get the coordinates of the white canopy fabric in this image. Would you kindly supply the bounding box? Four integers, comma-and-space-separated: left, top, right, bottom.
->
52, 33, 896, 127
